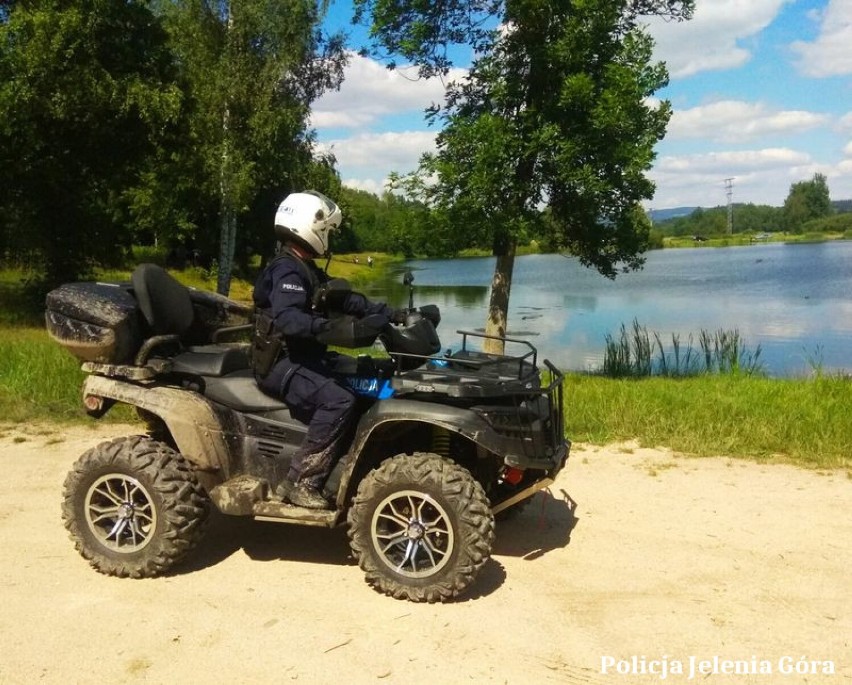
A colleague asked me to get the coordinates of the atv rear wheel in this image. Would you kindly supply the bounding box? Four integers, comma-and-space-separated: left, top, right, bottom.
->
62, 436, 210, 578
347, 453, 495, 602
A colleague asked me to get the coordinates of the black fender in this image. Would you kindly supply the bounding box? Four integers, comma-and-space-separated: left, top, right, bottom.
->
333, 398, 506, 507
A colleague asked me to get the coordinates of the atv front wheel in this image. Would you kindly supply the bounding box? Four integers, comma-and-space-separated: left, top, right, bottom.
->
62, 436, 210, 578
347, 453, 495, 602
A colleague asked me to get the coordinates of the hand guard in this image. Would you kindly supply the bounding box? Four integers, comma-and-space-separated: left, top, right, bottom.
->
315, 313, 388, 348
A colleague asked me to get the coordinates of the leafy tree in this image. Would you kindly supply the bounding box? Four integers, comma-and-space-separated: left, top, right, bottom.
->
356, 0, 693, 351
802, 212, 852, 235
782, 173, 832, 233
730, 203, 783, 234
153, 0, 346, 294
0, 0, 181, 283
337, 187, 435, 257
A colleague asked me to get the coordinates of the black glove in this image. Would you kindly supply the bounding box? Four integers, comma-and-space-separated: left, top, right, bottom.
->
390, 308, 408, 325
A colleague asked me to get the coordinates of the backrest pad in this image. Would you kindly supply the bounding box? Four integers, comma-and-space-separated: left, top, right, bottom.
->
131, 263, 195, 337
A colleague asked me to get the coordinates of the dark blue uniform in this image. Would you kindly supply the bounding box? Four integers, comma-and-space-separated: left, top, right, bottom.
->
253, 249, 392, 490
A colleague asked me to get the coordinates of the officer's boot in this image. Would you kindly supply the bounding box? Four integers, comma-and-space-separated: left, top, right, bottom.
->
288, 481, 330, 509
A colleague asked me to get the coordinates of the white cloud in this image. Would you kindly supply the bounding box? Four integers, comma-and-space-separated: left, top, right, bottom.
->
341, 177, 390, 195
311, 52, 466, 130
651, 146, 852, 207
646, 0, 791, 77
317, 130, 437, 177
844, 141, 852, 157
837, 112, 852, 132
668, 100, 829, 143
791, 0, 852, 77
650, 148, 817, 206
657, 148, 812, 174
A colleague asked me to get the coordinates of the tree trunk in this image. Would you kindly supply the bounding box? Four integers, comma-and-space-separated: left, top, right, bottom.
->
217, 201, 236, 295
216, 6, 235, 296
482, 240, 516, 355
216, 106, 236, 295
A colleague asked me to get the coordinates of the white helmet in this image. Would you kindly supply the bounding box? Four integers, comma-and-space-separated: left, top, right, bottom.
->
274, 190, 342, 256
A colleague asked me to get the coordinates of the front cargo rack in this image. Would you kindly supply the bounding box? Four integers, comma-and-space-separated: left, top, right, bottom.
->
390, 330, 543, 398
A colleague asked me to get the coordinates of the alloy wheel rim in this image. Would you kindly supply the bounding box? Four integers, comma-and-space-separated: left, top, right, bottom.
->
370, 490, 454, 578
84, 474, 157, 553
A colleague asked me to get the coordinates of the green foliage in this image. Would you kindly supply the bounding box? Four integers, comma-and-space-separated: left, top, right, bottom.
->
0, 0, 182, 284
354, 0, 694, 79
647, 229, 664, 249
153, 0, 346, 294
338, 187, 444, 257
655, 203, 783, 237
801, 212, 852, 234
783, 172, 832, 234
357, 0, 693, 347
0, 328, 90, 421
0, 1, 346, 294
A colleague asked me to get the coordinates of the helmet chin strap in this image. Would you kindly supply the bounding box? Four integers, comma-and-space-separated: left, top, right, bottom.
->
286, 240, 316, 261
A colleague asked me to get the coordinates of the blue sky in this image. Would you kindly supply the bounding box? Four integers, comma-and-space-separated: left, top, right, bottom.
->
312, 0, 852, 209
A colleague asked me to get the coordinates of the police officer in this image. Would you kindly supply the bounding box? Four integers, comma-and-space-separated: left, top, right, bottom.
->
252, 191, 401, 509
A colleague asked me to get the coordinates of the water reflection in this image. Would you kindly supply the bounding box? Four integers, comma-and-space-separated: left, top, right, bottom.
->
359, 242, 852, 376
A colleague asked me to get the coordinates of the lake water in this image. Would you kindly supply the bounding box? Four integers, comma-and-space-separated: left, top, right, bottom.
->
362, 241, 852, 376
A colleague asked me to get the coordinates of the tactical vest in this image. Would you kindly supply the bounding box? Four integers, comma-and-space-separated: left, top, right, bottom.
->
250, 248, 328, 377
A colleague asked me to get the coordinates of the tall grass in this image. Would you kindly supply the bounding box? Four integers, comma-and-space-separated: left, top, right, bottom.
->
0, 329, 90, 421
565, 373, 851, 469
603, 319, 763, 378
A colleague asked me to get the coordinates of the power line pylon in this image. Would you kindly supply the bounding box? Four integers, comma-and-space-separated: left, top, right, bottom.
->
724, 178, 734, 235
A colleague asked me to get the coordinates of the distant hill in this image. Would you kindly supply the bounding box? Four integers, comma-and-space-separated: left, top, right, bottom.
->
832, 199, 852, 214
649, 207, 699, 223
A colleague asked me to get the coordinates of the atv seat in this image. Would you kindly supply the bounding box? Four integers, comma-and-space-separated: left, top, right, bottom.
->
202, 370, 292, 412
171, 345, 250, 377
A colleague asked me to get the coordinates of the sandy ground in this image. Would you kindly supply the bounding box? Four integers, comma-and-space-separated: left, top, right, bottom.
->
0, 422, 849, 685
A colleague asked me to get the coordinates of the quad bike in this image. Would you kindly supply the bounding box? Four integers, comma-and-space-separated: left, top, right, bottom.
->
46, 263, 569, 602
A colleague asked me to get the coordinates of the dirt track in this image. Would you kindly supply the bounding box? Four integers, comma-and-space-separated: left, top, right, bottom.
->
0, 422, 849, 685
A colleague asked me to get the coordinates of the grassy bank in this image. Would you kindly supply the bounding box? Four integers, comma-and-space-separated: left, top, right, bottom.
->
566, 373, 851, 470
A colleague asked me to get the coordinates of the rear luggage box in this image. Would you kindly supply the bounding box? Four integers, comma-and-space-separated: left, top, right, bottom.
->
45, 282, 142, 364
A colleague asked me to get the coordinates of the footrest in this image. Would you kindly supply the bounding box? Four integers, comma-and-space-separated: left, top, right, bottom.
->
253, 501, 338, 527
209, 475, 265, 516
